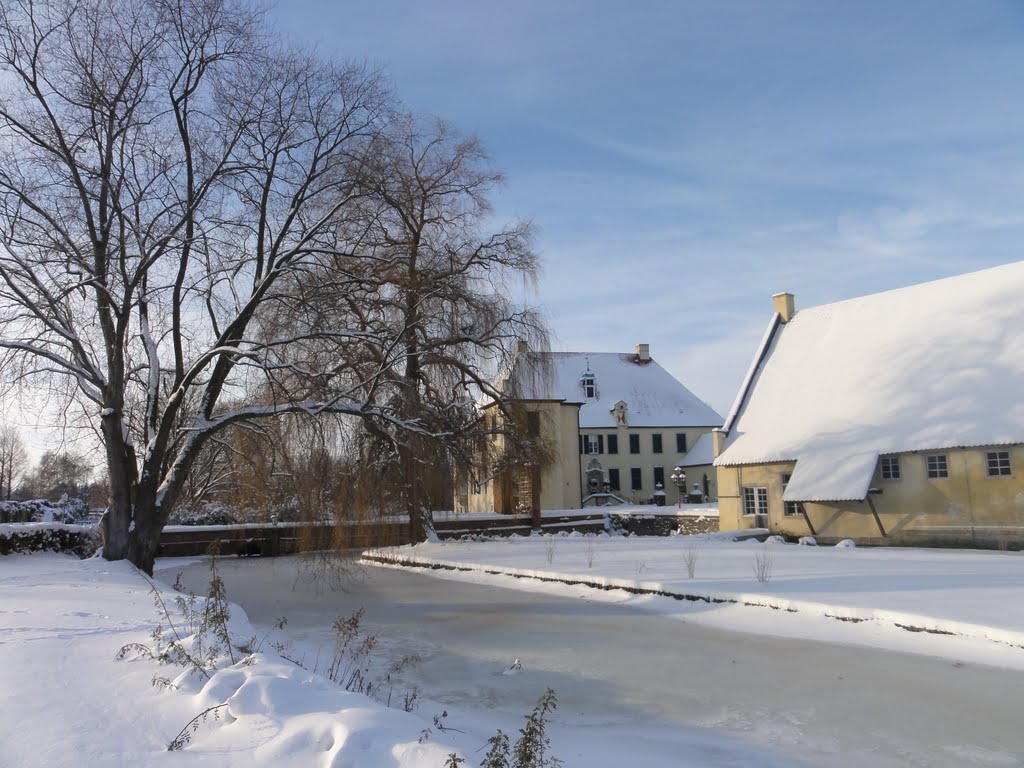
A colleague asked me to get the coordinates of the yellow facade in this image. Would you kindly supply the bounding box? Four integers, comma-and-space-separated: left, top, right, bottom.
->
456, 401, 582, 514
579, 426, 717, 503
717, 444, 1024, 547
457, 404, 718, 513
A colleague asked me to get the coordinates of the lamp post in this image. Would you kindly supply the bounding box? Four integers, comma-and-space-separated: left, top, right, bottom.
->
670, 467, 687, 509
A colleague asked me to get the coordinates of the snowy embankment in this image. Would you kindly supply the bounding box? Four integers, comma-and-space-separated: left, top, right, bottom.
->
0, 554, 460, 768
363, 534, 1024, 655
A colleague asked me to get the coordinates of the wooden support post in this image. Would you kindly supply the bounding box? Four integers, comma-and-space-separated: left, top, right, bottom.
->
866, 494, 886, 537
530, 464, 542, 529
800, 503, 817, 536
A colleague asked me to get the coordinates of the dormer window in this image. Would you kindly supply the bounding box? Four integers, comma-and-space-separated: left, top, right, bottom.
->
581, 371, 596, 398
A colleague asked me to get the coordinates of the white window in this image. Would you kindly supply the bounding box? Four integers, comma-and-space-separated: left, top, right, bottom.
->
586, 434, 600, 454
581, 371, 596, 399
781, 474, 801, 516
987, 451, 1011, 476
880, 456, 900, 480
743, 487, 768, 517
926, 454, 948, 479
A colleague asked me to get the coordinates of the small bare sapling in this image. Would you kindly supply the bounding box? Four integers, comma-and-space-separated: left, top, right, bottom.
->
753, 543, 773, 583
683, 542, 699, 579
543, 537, 557, 565
582, 536, 595, 569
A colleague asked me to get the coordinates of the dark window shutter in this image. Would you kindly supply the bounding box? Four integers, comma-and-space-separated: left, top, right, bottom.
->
676, 433, 687, 453
629, 434, 640, 454
579, 434, 584, 455
631, 467, 642, 490
607, 434, 618, 454
597, 435, 604, 454
652, 433, 663, 453
609, 468, 620, 491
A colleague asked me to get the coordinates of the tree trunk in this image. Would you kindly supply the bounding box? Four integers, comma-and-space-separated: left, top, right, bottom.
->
100, 413, 135, 562
403, 440, 435, 542
126, 502, 163, 576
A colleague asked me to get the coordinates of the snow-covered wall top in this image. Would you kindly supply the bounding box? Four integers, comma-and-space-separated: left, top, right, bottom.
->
716, 260, 1024, 502
507, 351, 722, 429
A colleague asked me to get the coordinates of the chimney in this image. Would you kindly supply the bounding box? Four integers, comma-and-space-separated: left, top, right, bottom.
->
635, 343, 650, 362
772, 292, 795, 323
515, 339, 529, 356
712, 428, 726, 459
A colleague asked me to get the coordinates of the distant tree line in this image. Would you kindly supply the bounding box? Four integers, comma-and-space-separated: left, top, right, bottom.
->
0, 425, 105, 507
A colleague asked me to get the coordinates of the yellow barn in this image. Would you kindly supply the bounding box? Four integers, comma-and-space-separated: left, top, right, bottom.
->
714, 261, 1024, 549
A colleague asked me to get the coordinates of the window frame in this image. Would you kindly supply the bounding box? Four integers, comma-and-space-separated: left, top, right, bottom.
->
880, 455, 900, 480
781, 473, 801, 517
581, 372, 596, 399
653, 466, 665, 489
987, 450, 1012, 477
630, 467, 642, 491
926, 454, 949, 479
607, 434, 618, 455
652, 433, 663, 454
628, 434, 640, 454
608, 468, 620, 491
742, 486, 768, 517
676, 433, 687, 453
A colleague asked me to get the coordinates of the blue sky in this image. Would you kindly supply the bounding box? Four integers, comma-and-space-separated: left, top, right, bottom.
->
270, 1, 1024, 415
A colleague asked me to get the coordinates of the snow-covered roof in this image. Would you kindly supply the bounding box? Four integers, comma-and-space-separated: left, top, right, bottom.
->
506, 351, 722, 429
716, 260, 1024, 502
677, 432, 715, 467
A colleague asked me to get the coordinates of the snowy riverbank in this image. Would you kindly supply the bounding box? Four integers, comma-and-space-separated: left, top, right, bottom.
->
0, 553, 461, 768
364, 534, 1024, 666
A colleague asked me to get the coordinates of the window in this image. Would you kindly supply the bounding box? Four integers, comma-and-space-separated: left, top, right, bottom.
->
630, 468, 642, 491
653, 466, 665, 489
880, 456, 900, 480
652, 433, 663, 454
781, 473, 800, 516
607, 434, 618, 454
676, 433, 687, 453
629, 434, 640, 454
743, 487, 768, 517
586, 434, 600, 455
987, 450, 1011, 476
926, 454, 948, 479
581, 371, 596, 398
608, 468, 620, 491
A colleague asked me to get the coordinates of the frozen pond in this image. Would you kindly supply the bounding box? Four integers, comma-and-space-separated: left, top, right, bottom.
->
160, 555, 1024, 767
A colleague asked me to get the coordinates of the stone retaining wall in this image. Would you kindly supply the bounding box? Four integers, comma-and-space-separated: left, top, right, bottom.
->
610, 513, 719, 537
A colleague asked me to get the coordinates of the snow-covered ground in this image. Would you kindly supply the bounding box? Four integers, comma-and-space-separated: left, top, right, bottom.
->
0, 553, 462, 768
366, 533, 1024, 665
4, 534, 1024, 767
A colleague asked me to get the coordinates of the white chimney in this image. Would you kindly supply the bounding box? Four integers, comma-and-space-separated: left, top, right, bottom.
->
635, 343, 650, 361
772, 292, 795, 323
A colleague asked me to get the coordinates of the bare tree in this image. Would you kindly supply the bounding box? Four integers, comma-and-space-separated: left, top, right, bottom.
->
0, 425, 27, 499
350, 115, 548, 540
0, 1, 549, 569
20, 449, 92, 501
0, 0, 414, 573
